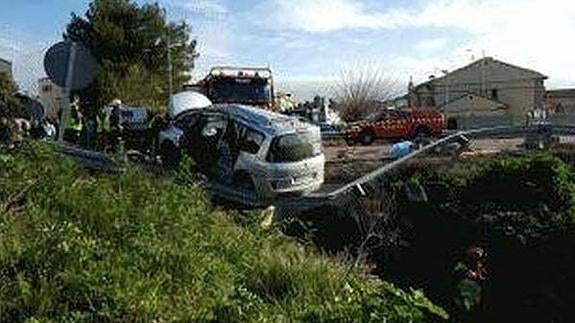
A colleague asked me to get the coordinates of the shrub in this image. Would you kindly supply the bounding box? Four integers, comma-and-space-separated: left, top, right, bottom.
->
0, 142, 446, 322
387, 153, 575, 322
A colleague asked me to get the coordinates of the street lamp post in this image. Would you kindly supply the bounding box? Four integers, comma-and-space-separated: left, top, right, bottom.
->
151, 35, 182, 104
161, 8, 174, 103
167, 36, 173, 101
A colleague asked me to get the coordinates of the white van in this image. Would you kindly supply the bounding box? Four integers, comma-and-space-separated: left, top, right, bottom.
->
158, 92, 324, 198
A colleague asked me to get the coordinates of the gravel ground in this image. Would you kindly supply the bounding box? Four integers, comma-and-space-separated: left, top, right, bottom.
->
321, 136, 575, 186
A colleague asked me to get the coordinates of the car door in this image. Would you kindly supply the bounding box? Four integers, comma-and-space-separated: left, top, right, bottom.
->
374, 111, 391, 138
181, 111, 228, 175
387, 110, 411, 138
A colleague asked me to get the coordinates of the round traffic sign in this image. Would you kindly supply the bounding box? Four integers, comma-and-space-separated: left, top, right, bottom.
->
43, 41, 97, 90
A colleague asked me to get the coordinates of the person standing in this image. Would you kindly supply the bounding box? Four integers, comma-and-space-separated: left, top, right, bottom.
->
109, 99, 124, 153
65, 98, 83, 144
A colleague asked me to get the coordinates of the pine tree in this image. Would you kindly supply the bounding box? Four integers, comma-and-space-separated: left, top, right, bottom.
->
64, 0, 199, 113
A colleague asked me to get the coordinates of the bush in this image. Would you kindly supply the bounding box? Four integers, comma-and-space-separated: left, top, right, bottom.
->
0, 142, 446, 322
386, 154, 575, 322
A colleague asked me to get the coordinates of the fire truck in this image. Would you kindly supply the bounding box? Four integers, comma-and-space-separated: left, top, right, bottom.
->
344, 108, 445, 145
186, 66, 275, 110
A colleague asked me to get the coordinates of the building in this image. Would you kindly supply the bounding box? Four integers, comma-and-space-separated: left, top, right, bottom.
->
0, 57, 13, 78
547, 89, 575, 113
409, 57, 547, 128
442, 93, 509, 129
546, 89, 575, 126
38, 77, 63, 120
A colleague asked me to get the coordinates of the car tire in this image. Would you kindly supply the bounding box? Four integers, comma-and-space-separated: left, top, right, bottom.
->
359, 131, 375, 146
160, 142, 181, 169
412, 126, 431, 141
233, 172, 256, 192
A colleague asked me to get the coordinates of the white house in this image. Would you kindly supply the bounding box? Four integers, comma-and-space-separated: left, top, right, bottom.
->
410, 57, 547, 128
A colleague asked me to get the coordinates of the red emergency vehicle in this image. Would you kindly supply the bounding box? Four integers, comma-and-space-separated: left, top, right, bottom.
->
344, 108, 445, 145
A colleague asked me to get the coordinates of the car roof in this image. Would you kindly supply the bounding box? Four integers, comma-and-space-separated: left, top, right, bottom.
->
210, 104, 315, 135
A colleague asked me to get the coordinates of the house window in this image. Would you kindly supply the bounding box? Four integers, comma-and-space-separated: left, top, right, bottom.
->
491, 89, 499, 101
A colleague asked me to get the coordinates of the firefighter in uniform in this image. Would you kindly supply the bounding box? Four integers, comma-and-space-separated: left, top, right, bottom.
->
109, 99, 124, 153
65, 97, 83, 144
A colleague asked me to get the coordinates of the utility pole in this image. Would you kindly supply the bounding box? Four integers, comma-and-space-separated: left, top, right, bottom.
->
58, 42, 78, 144
442, 69, 449, 106
480, 50, 486, 97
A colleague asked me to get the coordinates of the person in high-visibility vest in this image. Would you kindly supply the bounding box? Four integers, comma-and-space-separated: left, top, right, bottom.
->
64, 99, 83, 144
109, 99, 124, 153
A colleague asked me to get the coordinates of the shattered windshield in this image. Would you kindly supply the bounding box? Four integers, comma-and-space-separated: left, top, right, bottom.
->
267, 132, 322, 163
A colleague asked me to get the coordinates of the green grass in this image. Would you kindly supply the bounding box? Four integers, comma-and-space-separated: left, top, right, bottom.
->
0, 142, 446, 322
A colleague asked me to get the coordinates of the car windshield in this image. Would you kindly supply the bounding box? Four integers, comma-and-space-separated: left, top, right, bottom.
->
212, 78, 272, 103
267, 131, 322, 163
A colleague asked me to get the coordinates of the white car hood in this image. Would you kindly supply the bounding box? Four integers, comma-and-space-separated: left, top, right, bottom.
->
168, 91, 212, 119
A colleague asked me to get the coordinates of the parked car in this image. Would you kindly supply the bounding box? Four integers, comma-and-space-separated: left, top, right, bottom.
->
158, 92, 325, 198
344, 108, 445, 145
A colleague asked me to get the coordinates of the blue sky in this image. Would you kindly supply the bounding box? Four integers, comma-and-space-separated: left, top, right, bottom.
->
1, 0, 575, 99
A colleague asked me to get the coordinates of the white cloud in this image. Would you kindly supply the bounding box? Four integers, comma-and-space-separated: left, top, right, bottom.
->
415, 38, 448, 51
255, 0, 573, 87
391, 0, 575, 88
251, 0, 410, 33
169, 0, 228, 15
0, 28, 53, 94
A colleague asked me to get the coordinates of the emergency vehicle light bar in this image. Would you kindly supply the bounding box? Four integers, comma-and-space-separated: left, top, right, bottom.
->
209, 66, 272, 79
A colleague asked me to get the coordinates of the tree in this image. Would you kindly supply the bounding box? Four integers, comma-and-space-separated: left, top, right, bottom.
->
0, 72, 22, 118
64, 0, 199, 113
332, 64, 399, 122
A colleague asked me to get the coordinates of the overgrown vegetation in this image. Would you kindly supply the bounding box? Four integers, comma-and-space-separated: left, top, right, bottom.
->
0, 142, 446, 322
284, 153, 575, 322
384, 154, 575, 322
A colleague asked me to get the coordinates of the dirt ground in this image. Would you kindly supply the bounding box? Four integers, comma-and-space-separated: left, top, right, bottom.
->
321, 137, 575, 187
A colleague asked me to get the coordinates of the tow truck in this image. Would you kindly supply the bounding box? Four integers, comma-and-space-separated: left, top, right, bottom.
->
344, 108, 445, 145
186, 66, 275, 110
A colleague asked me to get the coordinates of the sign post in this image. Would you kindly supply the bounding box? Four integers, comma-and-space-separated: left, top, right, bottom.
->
44, 41, 96, 145
57, 42, 78, 143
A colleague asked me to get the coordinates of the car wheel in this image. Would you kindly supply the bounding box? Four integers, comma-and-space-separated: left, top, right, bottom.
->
233, 172, 256, 192
412, 127, 431, 142
160, 142, 181, 169
359, 131, 375, 146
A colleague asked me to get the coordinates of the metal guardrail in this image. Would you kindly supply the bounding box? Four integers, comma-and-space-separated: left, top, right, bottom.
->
58, 124, 575, 210
327, 125, 559, 199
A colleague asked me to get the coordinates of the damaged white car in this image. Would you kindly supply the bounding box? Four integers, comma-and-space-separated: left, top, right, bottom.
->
158, 91, 325, 198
